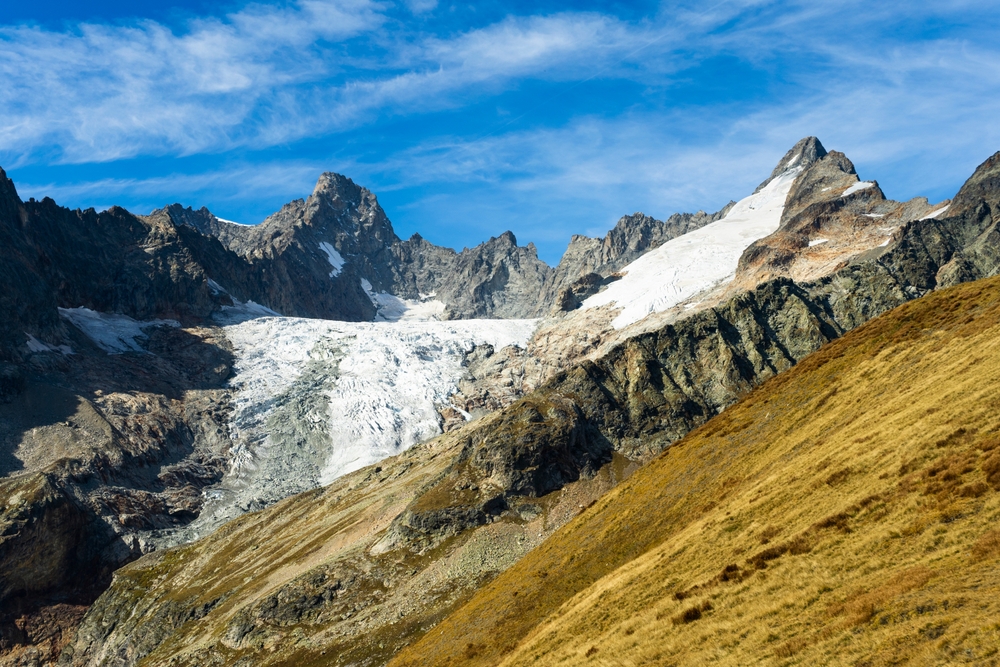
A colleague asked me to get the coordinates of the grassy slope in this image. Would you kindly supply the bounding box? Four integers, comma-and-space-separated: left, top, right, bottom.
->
391, 275, 1000, 667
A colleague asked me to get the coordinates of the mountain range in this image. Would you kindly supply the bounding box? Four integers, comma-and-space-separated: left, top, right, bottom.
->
2, 137, 1000, 666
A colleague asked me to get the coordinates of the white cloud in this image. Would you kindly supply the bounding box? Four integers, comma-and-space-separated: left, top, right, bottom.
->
0, 6, 666, 164
0, 0, 385, 162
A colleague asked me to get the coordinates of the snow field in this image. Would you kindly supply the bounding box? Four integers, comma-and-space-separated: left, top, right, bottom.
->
581, 166, 802, 329
841, 181, 875, 197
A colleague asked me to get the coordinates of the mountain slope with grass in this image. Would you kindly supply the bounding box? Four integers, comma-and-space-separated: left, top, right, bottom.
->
391, 274, 1000, 667
56, 148, 1000, 667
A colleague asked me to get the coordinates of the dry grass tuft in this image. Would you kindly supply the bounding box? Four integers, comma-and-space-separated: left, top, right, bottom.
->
774, 636, 810, 658
972, 529, 1000, 561
827, 566, 933, 626
672, 601, 712, 626
758, 525, 781, 544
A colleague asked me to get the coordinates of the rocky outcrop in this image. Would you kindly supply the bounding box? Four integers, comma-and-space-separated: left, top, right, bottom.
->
753, 135, 828, 193
165, 174, 556, 321
434, 232, 552, 319
731, 148, 948, 291
57, 149, 1000, 667
0, 324, 235, 664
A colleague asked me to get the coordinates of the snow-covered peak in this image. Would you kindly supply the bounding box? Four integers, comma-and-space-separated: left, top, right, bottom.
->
582, 166, 803, 329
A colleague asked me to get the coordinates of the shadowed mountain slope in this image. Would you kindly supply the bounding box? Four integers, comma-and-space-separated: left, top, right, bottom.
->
392, 273, 1000, 667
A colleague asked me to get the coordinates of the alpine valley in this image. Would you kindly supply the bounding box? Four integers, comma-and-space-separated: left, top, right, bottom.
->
3, 137, 1000, 666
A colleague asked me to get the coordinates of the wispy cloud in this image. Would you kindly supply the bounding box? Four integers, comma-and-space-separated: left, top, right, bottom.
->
0, 4, 665, 164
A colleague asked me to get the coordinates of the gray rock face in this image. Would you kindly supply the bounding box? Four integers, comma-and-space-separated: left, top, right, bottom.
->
435, 232, 553, 319
166, 174, 555, 321
0, 170, 247, 363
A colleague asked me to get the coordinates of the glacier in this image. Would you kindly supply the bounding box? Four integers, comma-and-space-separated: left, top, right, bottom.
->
165, 314, 537, 544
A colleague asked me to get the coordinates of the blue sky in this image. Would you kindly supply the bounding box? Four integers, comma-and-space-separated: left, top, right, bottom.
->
1, 1, 998, 264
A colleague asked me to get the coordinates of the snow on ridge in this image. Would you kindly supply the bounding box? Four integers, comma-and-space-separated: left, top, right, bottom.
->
581, 166, 803, 329
214, 216, 251, 226
58, 307, 179, 354
808, 238, 829, 247
842, 181, 875, 197
207, 278, 227, 295
922, 205, 950, 220
319, 242, 346, 277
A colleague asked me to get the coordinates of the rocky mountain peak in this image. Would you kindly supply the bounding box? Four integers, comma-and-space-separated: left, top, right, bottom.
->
780, 149, 867, 223
487, 230, 518, 249
0, 167, 19, 203
310, 172, 365, 206
754, 136, 828, 194
0, 167, 23, 222
303, 172, 399, 249
948, 150, 1000, 221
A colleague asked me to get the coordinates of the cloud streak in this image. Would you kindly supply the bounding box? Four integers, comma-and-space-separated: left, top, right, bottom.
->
0, 4, 663, 164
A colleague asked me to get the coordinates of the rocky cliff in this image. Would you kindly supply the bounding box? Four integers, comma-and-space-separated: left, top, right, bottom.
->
164, 174, 556, 321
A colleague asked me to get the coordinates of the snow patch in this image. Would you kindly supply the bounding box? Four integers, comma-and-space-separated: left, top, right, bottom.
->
58, 307, 179, 354
25, 334, 73, 355
922, 205, 950, 220
361, 278, 446, 322
842, 181, 875, 197
581, 166, 802, 329
375, 294, 447, 322
214, 216, 251, 226
215, 299, 281, 324
318, 242, 346, 277
808, 238, 829, 247
862, 213, 885, 218
207, 278, 227, 295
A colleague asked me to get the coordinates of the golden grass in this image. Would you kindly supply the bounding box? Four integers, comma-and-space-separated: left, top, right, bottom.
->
390, 276, 1000, 667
